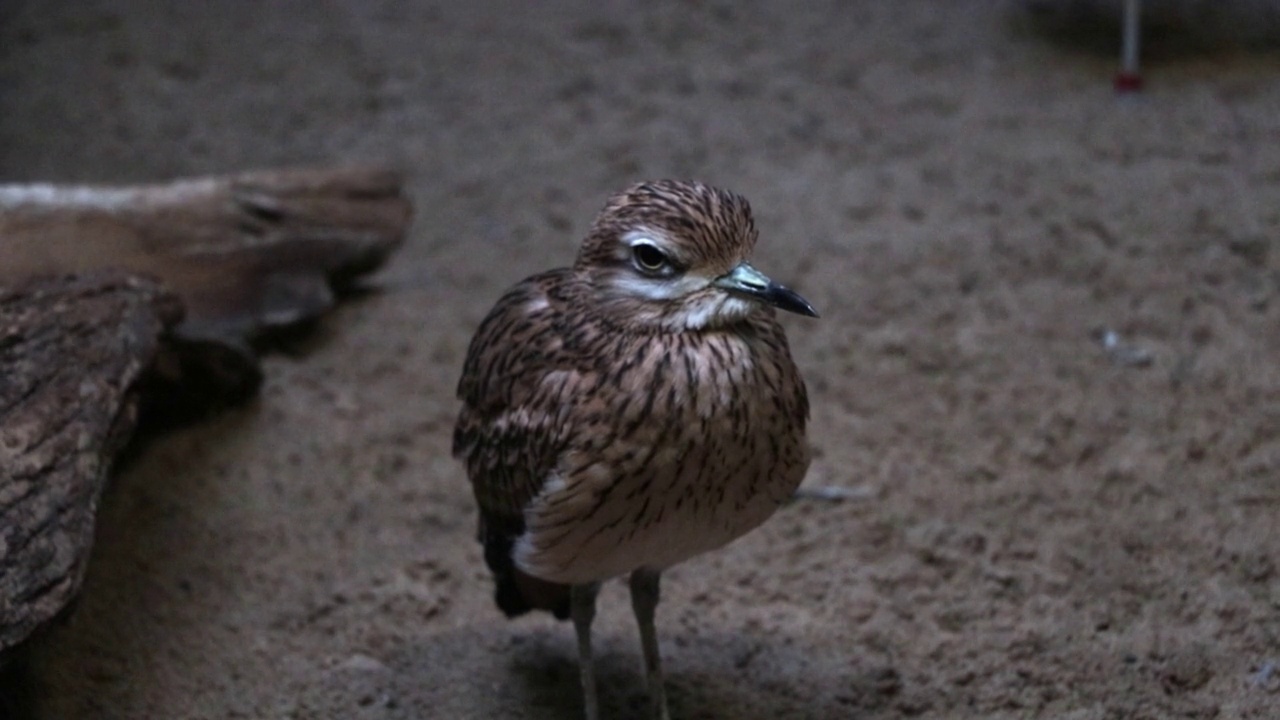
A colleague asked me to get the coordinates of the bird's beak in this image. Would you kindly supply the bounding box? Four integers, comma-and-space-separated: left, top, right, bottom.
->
713, 262, 819, 318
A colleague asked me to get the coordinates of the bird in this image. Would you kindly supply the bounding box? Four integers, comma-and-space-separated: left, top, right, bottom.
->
452, 180, 817, 720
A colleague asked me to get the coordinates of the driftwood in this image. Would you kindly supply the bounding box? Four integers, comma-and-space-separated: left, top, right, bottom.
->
0, 166, 412, 661
0, 274, 180, 655
0, 166, 411, 346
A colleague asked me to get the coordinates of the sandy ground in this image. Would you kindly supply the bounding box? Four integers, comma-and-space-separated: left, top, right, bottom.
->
3, 1, 1280, 718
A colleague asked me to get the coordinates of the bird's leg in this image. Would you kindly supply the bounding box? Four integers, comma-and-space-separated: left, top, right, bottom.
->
629, 568, 671, 720
571, 582, 603, 720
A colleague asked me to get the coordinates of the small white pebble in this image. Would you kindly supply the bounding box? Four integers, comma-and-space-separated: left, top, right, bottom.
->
794, 484, 874, 502
338, 653, 388, 673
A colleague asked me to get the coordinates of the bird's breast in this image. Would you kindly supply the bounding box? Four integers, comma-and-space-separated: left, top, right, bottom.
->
514, 322, 810, 584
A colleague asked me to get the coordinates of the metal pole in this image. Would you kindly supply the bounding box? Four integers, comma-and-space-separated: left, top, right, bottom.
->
1116, 0, 1143, 91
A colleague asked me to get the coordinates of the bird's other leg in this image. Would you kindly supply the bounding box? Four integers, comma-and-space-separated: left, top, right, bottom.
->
571, 582, 603, 720
629, 568, 671, 720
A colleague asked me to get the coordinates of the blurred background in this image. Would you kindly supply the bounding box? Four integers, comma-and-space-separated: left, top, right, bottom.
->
2, 1, 1278, 718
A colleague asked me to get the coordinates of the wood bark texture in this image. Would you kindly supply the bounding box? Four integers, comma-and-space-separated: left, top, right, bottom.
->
0, 165, 411, 660
0, 273, 179, 655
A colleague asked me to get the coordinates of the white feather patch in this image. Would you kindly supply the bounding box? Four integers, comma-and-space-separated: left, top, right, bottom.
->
606, 272, 706, 301
622, 227, 674, 252
674, 295, 755, 330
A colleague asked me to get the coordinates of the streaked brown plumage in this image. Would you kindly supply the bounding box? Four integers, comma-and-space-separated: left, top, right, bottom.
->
453, 180, 816, 720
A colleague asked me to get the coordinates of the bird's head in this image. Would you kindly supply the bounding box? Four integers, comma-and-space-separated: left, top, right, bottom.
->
574, 180, 818, 332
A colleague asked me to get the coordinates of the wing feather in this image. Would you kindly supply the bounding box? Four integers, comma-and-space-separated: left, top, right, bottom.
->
452, 268, 593, 616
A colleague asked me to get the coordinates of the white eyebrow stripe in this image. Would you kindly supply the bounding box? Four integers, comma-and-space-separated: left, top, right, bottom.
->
623, 228, 675, 251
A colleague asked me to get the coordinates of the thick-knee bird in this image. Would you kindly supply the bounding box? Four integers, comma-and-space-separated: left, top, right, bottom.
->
453, 180, 817, 720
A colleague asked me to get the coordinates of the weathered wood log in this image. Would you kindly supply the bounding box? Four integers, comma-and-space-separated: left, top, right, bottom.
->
0, 165, 411, 417
0, 165, 412, 347
0, 273, 180, 657
0, 166, 413, 663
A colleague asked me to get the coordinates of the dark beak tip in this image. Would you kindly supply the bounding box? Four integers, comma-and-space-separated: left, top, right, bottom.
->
769, 284, 820, 319
794, 301, 820, 319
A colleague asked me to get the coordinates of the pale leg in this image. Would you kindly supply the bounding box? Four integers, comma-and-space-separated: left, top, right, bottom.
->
629, 568, 671, 720
571, 582, 602, 720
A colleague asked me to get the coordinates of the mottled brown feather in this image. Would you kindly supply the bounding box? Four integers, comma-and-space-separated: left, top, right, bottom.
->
453, 180, 811, 618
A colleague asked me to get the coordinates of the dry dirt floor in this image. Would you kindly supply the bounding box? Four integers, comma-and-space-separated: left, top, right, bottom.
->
2, 1, 1279, 718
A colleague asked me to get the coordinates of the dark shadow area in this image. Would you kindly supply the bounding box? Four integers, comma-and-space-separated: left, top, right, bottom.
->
128, 283, 383, 441
498, 628, 893, 720
15, 410, 256, 720
506, 640, 642, 720
1010, 0, 1280, 60
0, 651, 36, 720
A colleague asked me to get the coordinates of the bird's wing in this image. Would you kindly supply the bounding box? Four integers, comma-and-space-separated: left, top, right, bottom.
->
452, 268, 591, 532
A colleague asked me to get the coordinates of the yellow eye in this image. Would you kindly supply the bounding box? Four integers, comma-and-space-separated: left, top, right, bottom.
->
632, 243, 668, 273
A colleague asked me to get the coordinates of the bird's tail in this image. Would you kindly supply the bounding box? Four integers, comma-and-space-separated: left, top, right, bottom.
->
481, 517, 571, 620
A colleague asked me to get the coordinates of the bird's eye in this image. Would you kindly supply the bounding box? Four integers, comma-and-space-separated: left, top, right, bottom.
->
631, 243, 669, 274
